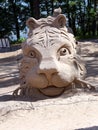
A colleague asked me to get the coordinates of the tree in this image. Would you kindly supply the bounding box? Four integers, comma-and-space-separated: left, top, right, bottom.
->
0, 0, 98, 40
8, 0, 20, 39
24, 0, 40, 19
0, 0, 30, 40
92, 0, 97, 36
0, 1, 12, 38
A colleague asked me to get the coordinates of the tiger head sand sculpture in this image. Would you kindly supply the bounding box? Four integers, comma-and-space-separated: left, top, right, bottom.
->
13, 8, 95, 97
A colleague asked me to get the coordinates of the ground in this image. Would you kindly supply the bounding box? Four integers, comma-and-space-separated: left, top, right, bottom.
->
0, 39, 98, 130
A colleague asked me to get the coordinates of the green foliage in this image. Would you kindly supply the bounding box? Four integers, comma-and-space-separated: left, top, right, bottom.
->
69, 1, 77, 7
0, 0, 29, 39
90, 8, 96, 16
11, 37, 26, 45
17, 37, 26, 43
0, 0, 98, 40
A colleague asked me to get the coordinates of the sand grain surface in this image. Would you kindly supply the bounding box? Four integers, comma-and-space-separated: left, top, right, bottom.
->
0, 40, 98, 130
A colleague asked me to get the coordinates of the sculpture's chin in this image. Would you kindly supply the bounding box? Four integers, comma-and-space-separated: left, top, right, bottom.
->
38, 85, 65, 97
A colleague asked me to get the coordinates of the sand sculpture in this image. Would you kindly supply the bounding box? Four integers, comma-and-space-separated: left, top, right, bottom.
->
13, 8, 95, 97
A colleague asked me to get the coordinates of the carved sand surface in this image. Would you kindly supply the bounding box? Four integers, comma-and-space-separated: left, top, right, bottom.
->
13, 8, 96, 97
0, 39, 98, 130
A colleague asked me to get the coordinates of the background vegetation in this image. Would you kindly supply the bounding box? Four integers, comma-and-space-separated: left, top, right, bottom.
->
0, 0, 98, 42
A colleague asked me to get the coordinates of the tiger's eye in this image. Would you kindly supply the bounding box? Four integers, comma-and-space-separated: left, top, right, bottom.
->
59, 47, 69, 56
29, 51, 36, 58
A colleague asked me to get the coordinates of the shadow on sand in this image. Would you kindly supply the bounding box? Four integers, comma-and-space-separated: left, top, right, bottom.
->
76, 126, 98, 130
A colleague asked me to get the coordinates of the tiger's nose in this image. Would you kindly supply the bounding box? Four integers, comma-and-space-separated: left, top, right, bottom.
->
37, 60, 58, 81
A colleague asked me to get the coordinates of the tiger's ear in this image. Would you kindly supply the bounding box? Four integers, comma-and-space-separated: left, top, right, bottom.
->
26, 17, 39, 29
53, 14, 66, 28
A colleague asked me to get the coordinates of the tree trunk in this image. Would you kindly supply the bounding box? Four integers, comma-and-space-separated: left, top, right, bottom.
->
66, 0, 71, 27
87, 0, 91, 36
72, 15, 76, 35
10, 0, 20, 40
92, 0, 97, 36
45, 0, 49, 16
79, 1, 85, 36
51, 0, 54, 14
29, 0, 33, 17
29, 0, 40, 19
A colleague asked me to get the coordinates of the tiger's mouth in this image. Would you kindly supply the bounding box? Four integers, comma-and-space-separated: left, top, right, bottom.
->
38, 85, 65, 97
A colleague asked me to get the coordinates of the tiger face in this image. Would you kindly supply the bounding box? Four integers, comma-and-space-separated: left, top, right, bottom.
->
19, 13, 85, 97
